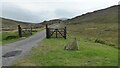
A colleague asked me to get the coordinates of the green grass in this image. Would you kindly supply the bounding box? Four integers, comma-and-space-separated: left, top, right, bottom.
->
2, 32, 20, 44
2, 28, 44, 45
13, 36, 118, 66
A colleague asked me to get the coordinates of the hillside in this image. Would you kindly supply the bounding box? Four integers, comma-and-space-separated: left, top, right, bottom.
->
39, 5, 118, 25
1, 17, 62, 30
1, 17, 36, 29
65, 5, 118, 24
59, 5, 118, 48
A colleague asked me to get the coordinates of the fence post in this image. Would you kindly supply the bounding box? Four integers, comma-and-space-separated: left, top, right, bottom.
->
18, 25, 22, 37
46, 24, 50, 38
64, 27, 66, 39
30, 27, 32, 35
55, 29, 58, 38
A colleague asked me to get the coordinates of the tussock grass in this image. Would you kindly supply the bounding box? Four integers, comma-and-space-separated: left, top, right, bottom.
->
62, 22, 118, 48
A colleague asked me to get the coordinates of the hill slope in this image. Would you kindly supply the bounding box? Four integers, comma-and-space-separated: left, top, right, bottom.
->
38, 5, 118, 25
1, 17, 35, 29
66, 5, 118, 23
60, 5, 118, 48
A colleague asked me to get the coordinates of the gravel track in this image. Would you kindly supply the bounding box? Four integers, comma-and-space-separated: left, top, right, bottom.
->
2, 30, 46, 66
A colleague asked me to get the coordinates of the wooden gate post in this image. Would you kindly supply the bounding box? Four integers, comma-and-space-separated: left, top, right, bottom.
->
55, 29, 58, 38
64, 27, 66, 39
18, 25, 22, 37
46, 24, 50, 38
30, 27, 32, 35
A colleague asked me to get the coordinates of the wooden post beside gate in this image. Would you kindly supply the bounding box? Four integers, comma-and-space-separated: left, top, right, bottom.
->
55, 29, 58, 38
46, 24, 50, 38
18, 25, 22, 37
30, 27, 32, 35
18, 25, 33, 37
64, 27, 66, 39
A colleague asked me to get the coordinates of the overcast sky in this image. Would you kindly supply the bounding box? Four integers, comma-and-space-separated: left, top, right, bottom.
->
0, 0, 119, 23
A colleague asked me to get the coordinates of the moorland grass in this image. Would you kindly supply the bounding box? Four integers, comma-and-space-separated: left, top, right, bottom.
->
63, 22, 118, 48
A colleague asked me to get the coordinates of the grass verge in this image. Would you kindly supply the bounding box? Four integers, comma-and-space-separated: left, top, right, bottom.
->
13, 36, 118, 66
2, 28, 44, 45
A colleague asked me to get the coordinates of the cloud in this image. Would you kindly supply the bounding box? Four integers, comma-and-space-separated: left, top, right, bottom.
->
2, 3, 41, 23
54, 9, 80, 18
1, 0, 119, 23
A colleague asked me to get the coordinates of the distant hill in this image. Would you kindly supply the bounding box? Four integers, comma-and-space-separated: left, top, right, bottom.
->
1, 17, 63, 29
39, 5, 118, 25
1, 17, 36, 29
65, 5, 118, 24
59, 18, 68, 21
41, 19, 63, 25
